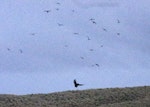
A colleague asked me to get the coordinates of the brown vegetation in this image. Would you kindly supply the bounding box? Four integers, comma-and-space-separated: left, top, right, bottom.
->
0, 86, 150, 107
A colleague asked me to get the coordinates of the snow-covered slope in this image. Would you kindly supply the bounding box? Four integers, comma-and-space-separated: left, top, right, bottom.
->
0, 0, 150, 94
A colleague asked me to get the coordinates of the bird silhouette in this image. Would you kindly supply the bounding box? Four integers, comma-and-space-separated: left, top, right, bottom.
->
92, 64, 100, 67
80, 57, 84, 60
95, 64, 100, 67
100, 45, 103, 47
90, 49, 94, 51
19, 49, 23, 53
89, 18, 95, 21
117, 33, 120, 35
56, 8, 59, 11
72, 10, 75, 12
7, 48, 11, 51
92, 21, 96, 24
117, 19, 120, 23
57, 23, 63, 26
56, 2, 61, 5
73, 79, 83, 88
64, 45, 68, 47
44, 10, 51, 13
103, 28, 107, 32
87, 36, 91, 40
30, 33, 36, 36
73, 33, 79, 35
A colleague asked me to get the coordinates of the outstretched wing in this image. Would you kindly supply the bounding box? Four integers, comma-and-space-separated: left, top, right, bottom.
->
78, 83, 83, 86
74, 79, 78, 87
74, 79, 77, 85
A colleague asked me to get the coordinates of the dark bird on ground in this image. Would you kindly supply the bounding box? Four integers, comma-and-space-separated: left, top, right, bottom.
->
74, 79, 83, 88
44, 10, 51, 13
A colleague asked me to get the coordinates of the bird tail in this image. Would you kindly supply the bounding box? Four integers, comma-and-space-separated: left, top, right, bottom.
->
79, 84, 83, 86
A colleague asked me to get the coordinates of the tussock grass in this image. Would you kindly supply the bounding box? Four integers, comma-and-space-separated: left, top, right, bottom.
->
0, 86, 150, 107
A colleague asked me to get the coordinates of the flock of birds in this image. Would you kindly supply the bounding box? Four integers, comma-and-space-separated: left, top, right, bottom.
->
6, 2, 121, 59
5, 1, 121, 88
6, 1, 121, 64
44, 2, 121, 69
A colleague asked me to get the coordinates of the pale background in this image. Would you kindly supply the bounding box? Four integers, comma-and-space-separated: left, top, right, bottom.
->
0, 0, 150, 95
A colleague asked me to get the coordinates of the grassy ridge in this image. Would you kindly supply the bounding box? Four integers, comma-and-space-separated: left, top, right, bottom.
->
0, 86, 150, 107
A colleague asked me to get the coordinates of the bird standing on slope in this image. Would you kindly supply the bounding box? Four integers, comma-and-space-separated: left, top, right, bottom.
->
73, 79, 83, 88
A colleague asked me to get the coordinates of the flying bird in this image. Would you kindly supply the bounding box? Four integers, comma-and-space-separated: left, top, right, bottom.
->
89, 18, 95, 21
89, 18, 96, 24
80, 57, 84, 60
90, 49, 94, 51
73, 33, 79, 35
117, 33, 120, 35
7, 48, 11, 51
92, 64, 100, 67
95, 64, 100, 67
117, 19, 120, 23
102, 28, 107, 32
92, 21, 96, 24
87, 36, 91, 40
64, 45, 68, 47
30, 33, 36, 36
56, 8, 59, 11
44, 10, 51, 13
74, 79, 83, 88
57, 23, 63, 26
56, 2, 61, 5
19, 49, 23, 53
